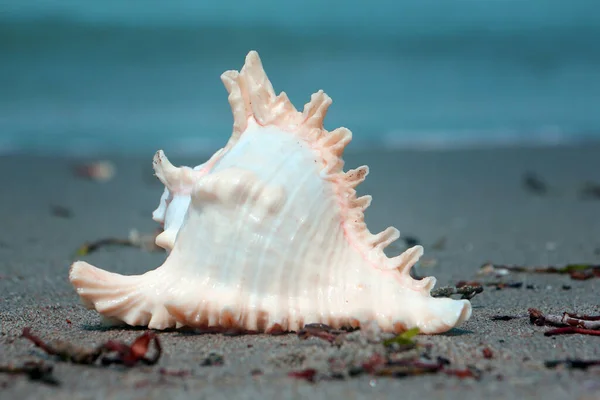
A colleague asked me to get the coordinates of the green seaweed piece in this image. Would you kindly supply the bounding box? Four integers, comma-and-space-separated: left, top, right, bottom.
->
563, 264, 595, 272
383, 327, 420, 347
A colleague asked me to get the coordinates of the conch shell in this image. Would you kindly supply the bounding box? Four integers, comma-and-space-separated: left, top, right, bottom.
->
69, 51, 472, 334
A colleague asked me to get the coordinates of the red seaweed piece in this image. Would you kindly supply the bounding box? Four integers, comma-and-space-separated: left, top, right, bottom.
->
159, 368, 191, 377
482, 348, 494, 359
544, 327, 600, 337
361, 353, 387, 374
101, 332, 162, 367
444, 368, 480, 380
297, 323, 346, 344
288, 368, 318, 382
22, 327, 162, 367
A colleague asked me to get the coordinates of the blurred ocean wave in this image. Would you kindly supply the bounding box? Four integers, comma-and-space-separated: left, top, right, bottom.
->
1, 5, 599, 155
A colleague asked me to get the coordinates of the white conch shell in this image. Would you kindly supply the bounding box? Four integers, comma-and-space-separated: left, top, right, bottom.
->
69, 51, 472, 334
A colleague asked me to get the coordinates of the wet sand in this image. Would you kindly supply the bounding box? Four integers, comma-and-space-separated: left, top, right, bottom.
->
1, 144, 599, 399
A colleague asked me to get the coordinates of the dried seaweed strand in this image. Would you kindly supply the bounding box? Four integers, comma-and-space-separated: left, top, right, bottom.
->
101, 332, 162, 367
522, 172, 548, 195
0, 361, 60, 386
76, 238, 134, 256
297, 323, 347, 344
580, 181, 600, 200
544, 327, 600, 337
22, 327, 101, 364
22, 328, 162, 367
545, 359, 600, 369
528, 308, 600, 336
528, 308, 600, 329
372, 358, 480, 380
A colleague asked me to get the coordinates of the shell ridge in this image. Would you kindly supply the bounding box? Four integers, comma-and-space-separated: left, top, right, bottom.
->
284, 177, 335, 329
251, 154, 313, 331
228, 157, 284, 327
222, 52, 425, 287
69, 261, 176, 329
152, 150, 202, 194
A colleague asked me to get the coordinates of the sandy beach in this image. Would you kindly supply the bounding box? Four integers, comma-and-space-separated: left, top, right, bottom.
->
0, 144, 599, 399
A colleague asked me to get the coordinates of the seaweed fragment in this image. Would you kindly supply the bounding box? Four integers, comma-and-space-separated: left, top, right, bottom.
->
100, 331, 162, 367
21, 328, 162, 367
522, 172, 548, 195
528, 308, 600, 336
50, 205, 73, 219
75, 237, 135, 256
544, 327, 600, 337
580, 181, 600, 200
371, 358, 480, 380
200, 353, 224, 366
0, 361, 59, 386
159, 368, 192, 377
545, 359, 600, 370
382, 327, 420, 348
297, 323, 347, 344
288, 368, 318, 382
487, 281, 523, 290
482, 348, 494, 359
290, 326, 480, 383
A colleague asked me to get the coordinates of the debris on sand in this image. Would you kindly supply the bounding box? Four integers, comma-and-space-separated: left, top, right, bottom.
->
482, 348, 494, 359
289, 324, 481, 383
382, 327, 420, 349
159, 368, 191, 377
431, 283, 483, 300
522, 172, 549, 195
486, 281, 523, 290
200, 352, 224, 367
297, 323, 348, 345
50, 205, 73, 219
75, 237, 133, 256
0, 361, 59, 386
288, 368, 318, 382
545, 359, 600, 370
22, 328, 162, 367
579, 181, 600, 200
528, 308, 600, 336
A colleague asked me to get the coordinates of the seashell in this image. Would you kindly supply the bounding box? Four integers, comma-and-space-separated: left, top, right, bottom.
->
69, 51, 472, 334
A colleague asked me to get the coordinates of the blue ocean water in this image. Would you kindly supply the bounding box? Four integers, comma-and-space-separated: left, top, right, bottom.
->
1, 1, 599, 156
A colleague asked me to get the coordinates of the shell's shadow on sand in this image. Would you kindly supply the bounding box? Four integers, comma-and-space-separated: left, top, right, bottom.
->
80, 324, 148, 332
440, 328, 473, 336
